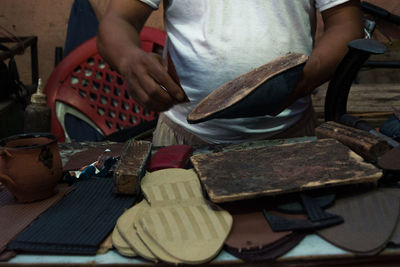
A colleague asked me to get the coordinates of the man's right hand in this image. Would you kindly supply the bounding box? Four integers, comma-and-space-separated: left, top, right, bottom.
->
97, 0, 186, 112
118, 47, 187, 112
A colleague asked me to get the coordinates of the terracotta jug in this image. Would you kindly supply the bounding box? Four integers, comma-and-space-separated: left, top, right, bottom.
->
0, 133, 62, 203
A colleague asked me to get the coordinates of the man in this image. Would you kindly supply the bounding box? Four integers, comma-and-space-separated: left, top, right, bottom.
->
97, 0, 363, 145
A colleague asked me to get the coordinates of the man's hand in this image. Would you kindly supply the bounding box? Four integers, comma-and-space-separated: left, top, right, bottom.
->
118, 47, 187, 112
97, 0, 186, 112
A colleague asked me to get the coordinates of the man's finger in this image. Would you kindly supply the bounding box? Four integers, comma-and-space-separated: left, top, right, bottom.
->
147, 57, 188, 103
137, 73, 178, 105
126, 77, 173, 112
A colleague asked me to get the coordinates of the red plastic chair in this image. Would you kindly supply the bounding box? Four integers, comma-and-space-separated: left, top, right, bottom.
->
44, 26, 166, 142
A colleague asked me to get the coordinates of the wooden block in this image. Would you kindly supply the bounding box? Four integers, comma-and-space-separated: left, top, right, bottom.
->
315, 121, 391, 162
190, 139, 382, 203
113, 139, 152, 195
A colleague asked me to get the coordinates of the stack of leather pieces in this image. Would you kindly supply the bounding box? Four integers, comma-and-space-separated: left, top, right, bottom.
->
112, 168, 233, 264
112, 200, 155, 260
8, 177, 134, 255
223, 192, 337, 262
317, 187, 400, 255
224, 208, 307, 262
224, 186, 400, 261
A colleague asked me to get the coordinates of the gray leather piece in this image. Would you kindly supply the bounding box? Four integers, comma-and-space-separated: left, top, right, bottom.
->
317, 188, 400, 255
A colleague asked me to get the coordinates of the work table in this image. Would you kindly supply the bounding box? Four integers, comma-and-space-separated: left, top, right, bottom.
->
2, 137, 400, 266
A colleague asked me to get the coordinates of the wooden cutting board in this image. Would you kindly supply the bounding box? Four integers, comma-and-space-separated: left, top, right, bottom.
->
190, 139, 382, 203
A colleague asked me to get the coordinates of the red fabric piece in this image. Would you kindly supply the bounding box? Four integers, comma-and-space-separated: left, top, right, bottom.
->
147, 145, 194, 172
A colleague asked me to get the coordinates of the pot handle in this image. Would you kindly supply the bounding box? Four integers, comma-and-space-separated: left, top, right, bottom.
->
0, 149, 16, 193
0, 149, 13, 158
0, 173, 16, 193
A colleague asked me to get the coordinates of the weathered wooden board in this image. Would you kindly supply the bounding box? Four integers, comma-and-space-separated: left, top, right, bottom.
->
113, 139, 152, 195
190, 139, 382, 203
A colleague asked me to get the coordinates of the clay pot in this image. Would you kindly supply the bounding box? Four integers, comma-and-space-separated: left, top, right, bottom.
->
0, 133, 63, 203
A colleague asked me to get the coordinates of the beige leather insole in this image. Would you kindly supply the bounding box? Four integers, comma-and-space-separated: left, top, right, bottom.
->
136, 168, 233, 264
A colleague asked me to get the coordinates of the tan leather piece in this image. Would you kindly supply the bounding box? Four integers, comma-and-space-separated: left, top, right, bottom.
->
97, 233, 113, 254
136, 218, 183, 264
134, 168, 232, 264
317, 188, 400, 255
117, 200, 157, 261
138, 202, 232, 264
111, 227, 136, 257
141, 168, 204, 206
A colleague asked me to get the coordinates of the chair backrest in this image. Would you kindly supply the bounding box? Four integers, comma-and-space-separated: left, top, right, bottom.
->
44, 26, 166, 142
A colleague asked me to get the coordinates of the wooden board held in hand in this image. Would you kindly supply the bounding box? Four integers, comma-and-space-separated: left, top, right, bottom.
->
190, 139, 382, 203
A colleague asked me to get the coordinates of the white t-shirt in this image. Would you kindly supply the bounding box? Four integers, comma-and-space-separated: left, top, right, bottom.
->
140, 0, 349, 143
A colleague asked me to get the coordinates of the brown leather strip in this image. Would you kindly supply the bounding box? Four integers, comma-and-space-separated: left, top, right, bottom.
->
225, 232, 306, 262
225, 210, 306, 250
0, 184, 73, 255
225, 210, 290, 250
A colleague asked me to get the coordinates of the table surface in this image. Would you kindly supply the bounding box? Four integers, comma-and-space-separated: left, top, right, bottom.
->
6, 235, 400, 266
3, 139, 400, 266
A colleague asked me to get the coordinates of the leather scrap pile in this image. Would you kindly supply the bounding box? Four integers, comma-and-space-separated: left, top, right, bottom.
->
187, 121, 400, 262
222, 186, 400, 261
108, 127, 400, 263
4, 118, 400, 264
111, 168, 233, 264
